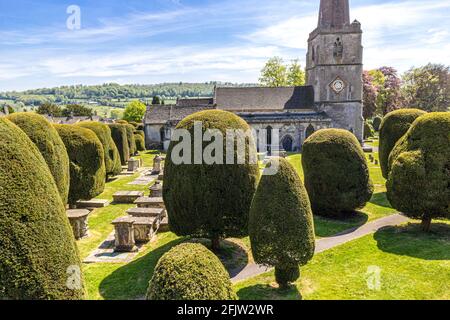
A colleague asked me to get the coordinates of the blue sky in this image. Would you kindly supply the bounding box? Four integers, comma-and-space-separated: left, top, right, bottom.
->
0, 0, 449, 91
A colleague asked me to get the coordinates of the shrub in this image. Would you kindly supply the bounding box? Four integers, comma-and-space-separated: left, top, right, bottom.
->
108, 124, 130, 165
55, 124, 106, 206
372, 116, 382, 132
77, 121, 122, 177
387, 112, 450, 232
147, 243, 236, 300
123, 100, 146, 123
0, 118, 85, 299
134, 131, 146, 151
249, 158, 315, 288
364, 121, 375, 139
125, 124, 137, 156
379, 109, 427, 179
302, 129, 374, 217
6, 112, 70, 204
163, 110, 259, 251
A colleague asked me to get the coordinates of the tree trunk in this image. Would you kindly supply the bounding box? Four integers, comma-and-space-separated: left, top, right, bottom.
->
211, 235, 221, 252
421, 216, 432, 232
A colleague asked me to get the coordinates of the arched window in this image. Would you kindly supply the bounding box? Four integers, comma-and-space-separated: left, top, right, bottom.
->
305, 124, 315, 139
266, 126, 272, 154
281, 135, 293, 152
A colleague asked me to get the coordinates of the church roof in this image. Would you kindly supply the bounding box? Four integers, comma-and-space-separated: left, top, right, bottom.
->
144, 105, 215, 124
215, 86, 315, 111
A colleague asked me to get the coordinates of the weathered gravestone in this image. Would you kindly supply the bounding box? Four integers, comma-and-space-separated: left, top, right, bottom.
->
67, 209, 90, 240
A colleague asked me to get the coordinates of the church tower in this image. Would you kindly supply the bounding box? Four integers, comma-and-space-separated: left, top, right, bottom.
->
306, 0, 364, 141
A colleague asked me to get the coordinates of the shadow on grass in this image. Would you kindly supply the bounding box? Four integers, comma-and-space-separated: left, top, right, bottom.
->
314, 211, 369, 238
99, 237, 184, 300
237, 284, 302, 301
369, 192, 392, 209
374, 223, 450, 261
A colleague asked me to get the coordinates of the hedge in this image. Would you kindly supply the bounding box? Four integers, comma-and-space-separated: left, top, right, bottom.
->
134, 131, 146, 152
77, 121, 122, 177
372, 116, 382, 132
379, 109, 427, 179
302, 129, 374, 217
108, 124, 130, 165
387, 112, 450, 232
125, 124, 137, 156
147, 243, 236, 300
6, 112, 70, 205
55, 124, 106, 205
364, 121, 375, 139
249, 157, 315, 288
0, 118, 85, 299
163, 110, 260, 251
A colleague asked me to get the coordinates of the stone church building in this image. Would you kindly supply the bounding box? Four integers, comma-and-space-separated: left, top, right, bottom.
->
144, 0, 364, 153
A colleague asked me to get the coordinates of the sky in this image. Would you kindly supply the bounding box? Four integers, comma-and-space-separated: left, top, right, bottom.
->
0, 0, 449, 91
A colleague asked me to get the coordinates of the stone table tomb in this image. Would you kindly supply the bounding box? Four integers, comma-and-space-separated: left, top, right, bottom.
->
112, 216, 138, 252
113, 191, 145, 204
67, 209, 90, 240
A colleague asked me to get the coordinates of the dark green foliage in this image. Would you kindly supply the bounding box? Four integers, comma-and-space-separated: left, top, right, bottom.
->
36, 102, 63, 116
364, 121, 375, 139
108, 124, 130, 165
125, 124, 137, 156
147, 243, 236, 300
379, 109, 427, 179
62, 104, 93, 117
372, 116, 382, 132
77, 121, 122, 177
7, 112, 70, 204
163, 110, 259, 250
55, 124, 106, 205
387, 112, 450, 231
302, 129, 374, 217
249, 158, 315, 288
134, 131, 146, 151
152, 96, 162, 105
0, 118, 85, 299
136, 124, 144, 131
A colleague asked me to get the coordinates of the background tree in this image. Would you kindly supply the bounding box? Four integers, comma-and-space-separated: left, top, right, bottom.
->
0, 118, 85, 299
387, 112, 450, 232
259, 57, 287, 87
62, 104, 93, 117
249, 158, 315, 289
378, 67, 405, 114
287, 59, 306, 86
123, 100, 146, 122
152, 96, 162, 105
36, 102, 63, 116
362, 71, 378, 119
402, 63, 450, 112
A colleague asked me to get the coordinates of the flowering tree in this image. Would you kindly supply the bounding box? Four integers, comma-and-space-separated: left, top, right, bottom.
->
378, 66, 404, 114
362, 71, 378, 119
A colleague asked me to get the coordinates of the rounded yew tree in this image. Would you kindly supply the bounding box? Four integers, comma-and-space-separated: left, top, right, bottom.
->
108, 124, 130, 165
163, 110, 259, 251
0, 118, 85, 299
6, 112, 70, 204
125, 124, 137, 156
77, 121, 122, 177
364, 121, 374, 139
302, 129, 374, 217
387, 112, 450, 232
55, 124, 106, 206
147, 243, 236, 300
372, 116, 382, 132
379, 109, 426, 179
134, 131, 146, 152
249, 158, 315, 288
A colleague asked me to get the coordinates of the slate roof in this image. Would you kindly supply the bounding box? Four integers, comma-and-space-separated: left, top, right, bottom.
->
144, 105, 214, 124
215, 86, 315, 111
237, 111, 331, 123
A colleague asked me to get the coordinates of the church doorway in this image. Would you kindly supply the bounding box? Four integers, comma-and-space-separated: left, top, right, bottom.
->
281, 135, 293, 152
305, 124, 315, 139
266, 126, 272, 154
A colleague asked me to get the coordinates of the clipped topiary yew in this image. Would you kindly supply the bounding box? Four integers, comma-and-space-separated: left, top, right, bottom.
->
108, 123, 130, 165
387, 112, 450, 232
147, 243, 236, 300
6, 112, 70, 204
372, 116, 382, 132
77, 121, 122, 177
55, 124, 106, 206
125, 124, 137, 156
302, 129, 374, 217
379, 109, 426, 179
163, 110, 259, 251
0, 118, 85, 299
249, 158, 315, 288
364, 121, 375, 139
134, 131, 146, 152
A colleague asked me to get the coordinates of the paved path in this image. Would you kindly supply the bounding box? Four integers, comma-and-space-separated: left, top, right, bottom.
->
231, 214, 409, 283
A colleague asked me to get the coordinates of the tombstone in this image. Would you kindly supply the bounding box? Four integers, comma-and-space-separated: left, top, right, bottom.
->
112, 216, 137, 252
159, 216, 170, 233
134, 196, 165, 209
126, 207, 164, 219
128, 158, 140, 172
149, 181, 163, 197
157, 171, 164, 181
152, 155, 163, 174
67, 209, 90, 240
133, 217, 158, 243
76, 199, 110, 210
113, 191, 145, 204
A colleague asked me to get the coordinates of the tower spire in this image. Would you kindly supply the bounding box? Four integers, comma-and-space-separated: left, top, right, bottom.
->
318, 0, 350, 29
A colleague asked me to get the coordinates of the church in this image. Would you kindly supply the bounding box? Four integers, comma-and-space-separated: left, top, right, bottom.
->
144, 0, 364, 153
